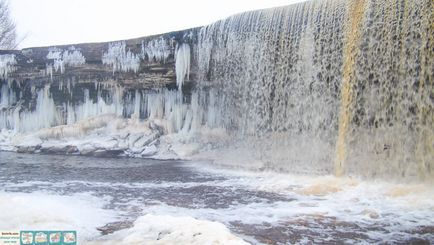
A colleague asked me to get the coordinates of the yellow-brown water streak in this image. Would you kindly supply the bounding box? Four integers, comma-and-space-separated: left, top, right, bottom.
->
416, 0, 434, 181
334, 0, 367, 177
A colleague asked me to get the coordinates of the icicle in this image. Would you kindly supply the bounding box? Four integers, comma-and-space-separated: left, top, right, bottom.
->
102, 41, 140, 74
142, 37, 171, 63
62, 48, 86, 66
0, 83, 16, 109
46, 47, 85, 75
175, 44, 191, 90
0, 54, 17, 78
132, 90, 141, 120
17, 85, 60, 132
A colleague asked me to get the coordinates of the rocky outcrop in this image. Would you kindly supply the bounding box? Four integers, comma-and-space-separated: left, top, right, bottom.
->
0, 27, 199, 90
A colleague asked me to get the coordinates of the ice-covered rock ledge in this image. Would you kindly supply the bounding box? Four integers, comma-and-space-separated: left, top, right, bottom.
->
0, 114, 229, 160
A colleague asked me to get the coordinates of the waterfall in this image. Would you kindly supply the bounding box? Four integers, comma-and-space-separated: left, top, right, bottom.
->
0, 0, 432, 181
195, 0, 433, 179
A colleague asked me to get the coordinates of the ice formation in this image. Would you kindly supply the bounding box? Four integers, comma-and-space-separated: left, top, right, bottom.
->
175, 43, 191, 90
0, 83, 124, 133
0, 82, 16, 109
62, 47, 86, 66
102, 41, 140, 74
18, 86, 60, 132
65, 88, 124, 125
141, 37, 171, 63
0, 80, 226, 158
0, 54, 17, 78
0, 85, 60, 133
46, 47, 85, 74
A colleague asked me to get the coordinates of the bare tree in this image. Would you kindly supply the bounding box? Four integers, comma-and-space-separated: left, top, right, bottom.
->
0, 0, 16, 49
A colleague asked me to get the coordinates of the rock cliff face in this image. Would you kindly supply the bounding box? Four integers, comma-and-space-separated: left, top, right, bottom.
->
0, 27, 205, 162
0, 27, 199, 128
1, 28, 199, 87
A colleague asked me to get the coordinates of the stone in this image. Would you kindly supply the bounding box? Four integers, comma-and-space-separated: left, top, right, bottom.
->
40, 145, 78, 154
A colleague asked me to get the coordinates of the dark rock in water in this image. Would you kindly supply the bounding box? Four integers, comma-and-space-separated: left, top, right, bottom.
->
40, 145, 78, 154
16, 145, 41, 153
84, 149, 125, 158
97, 221, 134, 235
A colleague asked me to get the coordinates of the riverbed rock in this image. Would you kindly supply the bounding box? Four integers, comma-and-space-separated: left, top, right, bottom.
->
40, 145, 78, 154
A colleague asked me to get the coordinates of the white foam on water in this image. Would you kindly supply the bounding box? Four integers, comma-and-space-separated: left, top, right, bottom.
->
0, 160, 433, 243
88, 214, 249, 245
0, 191, 117, 243
133, 164, 434, 242
0, 185, 249, 244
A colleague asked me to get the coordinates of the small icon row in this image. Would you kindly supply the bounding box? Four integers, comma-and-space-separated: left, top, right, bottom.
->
20, 231, 76, 245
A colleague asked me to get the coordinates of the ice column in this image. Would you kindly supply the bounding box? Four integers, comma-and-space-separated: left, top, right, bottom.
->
175, 44, 191, 90
0, 54, 17, 78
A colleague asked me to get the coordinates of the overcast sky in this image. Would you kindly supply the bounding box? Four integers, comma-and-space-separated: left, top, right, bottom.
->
10, 0, 305, 49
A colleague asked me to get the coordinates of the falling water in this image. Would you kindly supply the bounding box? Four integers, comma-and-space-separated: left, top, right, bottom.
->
195, 0, 433, 180
335, 0, 367, 177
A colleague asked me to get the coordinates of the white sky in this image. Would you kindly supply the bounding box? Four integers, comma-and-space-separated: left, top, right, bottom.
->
10, 0, 305, 49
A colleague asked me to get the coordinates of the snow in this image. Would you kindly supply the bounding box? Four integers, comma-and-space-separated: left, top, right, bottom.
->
102, 41, 140, 74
